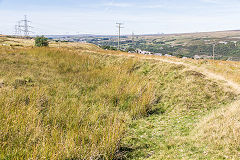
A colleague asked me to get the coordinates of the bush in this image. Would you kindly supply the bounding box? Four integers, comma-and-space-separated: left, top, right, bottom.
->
35, 36, 49, 47
100, 45, 117, 50
126, 48, 136, 52
176, 54, 184, 58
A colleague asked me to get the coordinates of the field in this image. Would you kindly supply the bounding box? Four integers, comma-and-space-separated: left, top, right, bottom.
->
0, 36, 240, 159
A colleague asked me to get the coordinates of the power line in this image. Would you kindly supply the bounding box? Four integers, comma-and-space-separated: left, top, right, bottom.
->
14, 21, 21, 36
213, 43, 215, 60
132, 32, 134, 43
20, 15, 33, 37
116, 22, 124, 50
14, 16, 33, 36
18, 21, 22, 36
16, 21, 22, 36
14, 25, 18, 36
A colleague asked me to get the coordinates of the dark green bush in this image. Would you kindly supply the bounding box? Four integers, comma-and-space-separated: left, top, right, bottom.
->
35, 36, 49, 47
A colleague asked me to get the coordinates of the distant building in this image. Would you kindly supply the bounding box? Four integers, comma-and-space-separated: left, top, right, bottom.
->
227, 57, 240, 61
232, 41, 238, 46
194, 55, 202, 59
219, 41, 228, 44
154, 53, 163, 56
136, 49, 151, 55
164, 54, 172, 57
194, 55, 213, 60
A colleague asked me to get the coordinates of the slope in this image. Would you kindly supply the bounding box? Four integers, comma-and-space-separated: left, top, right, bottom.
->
0, 37, 239, 159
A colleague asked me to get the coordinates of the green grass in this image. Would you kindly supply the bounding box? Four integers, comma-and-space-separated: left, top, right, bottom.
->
119, 61, 236, 159
0, 45, 237, 159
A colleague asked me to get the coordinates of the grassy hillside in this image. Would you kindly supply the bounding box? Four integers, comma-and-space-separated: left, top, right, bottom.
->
0, 37, 239, 159
86, 30, 240, 60
183, 59, 240, 159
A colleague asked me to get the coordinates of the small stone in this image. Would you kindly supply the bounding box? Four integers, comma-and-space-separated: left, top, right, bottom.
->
0, 80, 4, 88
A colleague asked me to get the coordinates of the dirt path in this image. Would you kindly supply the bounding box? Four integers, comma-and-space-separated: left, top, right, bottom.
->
83, 47, 240, 94
117, 53, 240, 159
156, 57, 240, 94
113, 53, 240, 94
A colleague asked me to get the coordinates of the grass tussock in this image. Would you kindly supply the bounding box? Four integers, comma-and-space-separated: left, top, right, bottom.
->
0, 47, 156, 159
192, 100, 240, 159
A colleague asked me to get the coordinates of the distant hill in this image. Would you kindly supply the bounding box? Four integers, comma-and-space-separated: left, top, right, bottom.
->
69, 30, 240, 61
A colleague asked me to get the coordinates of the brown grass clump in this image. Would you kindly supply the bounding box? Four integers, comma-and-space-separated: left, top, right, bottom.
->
192, 100, 240, 158
0, 46, 157, 159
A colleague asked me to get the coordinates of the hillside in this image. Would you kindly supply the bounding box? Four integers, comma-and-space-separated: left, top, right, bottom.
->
0, 37, 240, 159
71, 30, 240, 61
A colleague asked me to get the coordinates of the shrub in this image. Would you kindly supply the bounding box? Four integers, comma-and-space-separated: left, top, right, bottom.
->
35, 36, 49, 47
100, 45, 117, 50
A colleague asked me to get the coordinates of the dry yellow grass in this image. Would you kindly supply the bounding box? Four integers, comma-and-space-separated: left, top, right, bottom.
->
0, 45, 158, 159
1, 36, 240, 159
54, 39, 240, 159
197, 60, 240, 85
51, 38, 240, 159
192, 100, 240, 159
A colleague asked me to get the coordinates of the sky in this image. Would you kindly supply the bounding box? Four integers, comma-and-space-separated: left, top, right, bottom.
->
0, 0, 240, 35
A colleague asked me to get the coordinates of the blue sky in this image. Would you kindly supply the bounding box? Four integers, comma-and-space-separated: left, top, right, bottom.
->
0, 0, 240, 35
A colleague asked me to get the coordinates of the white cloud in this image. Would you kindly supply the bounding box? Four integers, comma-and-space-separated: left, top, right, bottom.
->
201, 0, 219, 3
103, 1, 163, 9
143, 4, 163, 9
104, 2, 132, 7
200, 0, 232, 4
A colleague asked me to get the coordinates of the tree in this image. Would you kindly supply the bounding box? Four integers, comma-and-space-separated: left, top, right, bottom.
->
126, 47, 135, 52
35, 36, 49, 47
